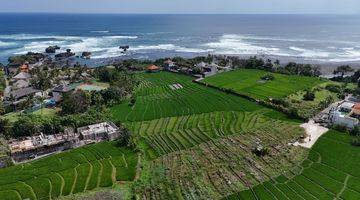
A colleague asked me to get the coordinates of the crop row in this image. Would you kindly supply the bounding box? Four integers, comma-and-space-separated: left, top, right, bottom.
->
135, 123, 306, 199
0, 143, 137, 200
111, 72, 289, 122
223, 130, 360, 200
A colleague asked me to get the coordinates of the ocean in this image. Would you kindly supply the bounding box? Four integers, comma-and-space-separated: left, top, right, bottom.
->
0, 13, 360, 65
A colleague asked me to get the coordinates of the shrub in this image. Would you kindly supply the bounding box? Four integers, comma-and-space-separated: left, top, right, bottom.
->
303, 90, 315, 101
332, 124, 349, 133
260, 73, 275, 81
350, 126, 360, 136
325, 84, 342, 93
351, 137, 360, 146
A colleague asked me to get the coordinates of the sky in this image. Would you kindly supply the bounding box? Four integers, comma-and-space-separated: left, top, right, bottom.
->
0, 0, 360, 14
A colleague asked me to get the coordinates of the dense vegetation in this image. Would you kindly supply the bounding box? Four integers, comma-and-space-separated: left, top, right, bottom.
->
0, 142, 137, 200
223, 130, 360, 200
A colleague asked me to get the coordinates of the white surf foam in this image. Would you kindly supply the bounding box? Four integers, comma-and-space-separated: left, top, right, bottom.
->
205, 34, 282, 55
289, 46, 330, 58
90, 31, 110, 33
0, 41, 16, 47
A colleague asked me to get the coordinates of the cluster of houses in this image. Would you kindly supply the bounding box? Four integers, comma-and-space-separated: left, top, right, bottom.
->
330, 98, 360, 129
8, 122, 121, 163
146, 59, 232, 77
2, 61, 97, 112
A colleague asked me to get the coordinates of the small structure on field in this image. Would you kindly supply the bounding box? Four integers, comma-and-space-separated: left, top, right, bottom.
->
78, 122, 120, 143
146, 64, 160, 73
169, 83, 183, 90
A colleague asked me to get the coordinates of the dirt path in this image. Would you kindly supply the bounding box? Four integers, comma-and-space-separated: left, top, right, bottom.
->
293, 120, 328, 148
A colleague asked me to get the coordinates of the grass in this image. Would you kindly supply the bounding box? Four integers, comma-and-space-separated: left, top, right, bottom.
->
111, 71, 291, 123
2, 108, 59, 123
223, 130, 360, 200
0, 142, 137, 200
201, 69, 325, 100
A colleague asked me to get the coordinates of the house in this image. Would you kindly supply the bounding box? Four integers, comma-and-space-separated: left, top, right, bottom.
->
78, 122, 120, 142
20, 63, 29, 73
195, 62, 219, 77
8, 130, 78, 162
146, 65, 160, 73
330, 101, 360, 129
12, 72, 31, 82
51, 84, 75, 102
5, 87, 41, 101
163, 59, 176, 71
13, 80, 30, 89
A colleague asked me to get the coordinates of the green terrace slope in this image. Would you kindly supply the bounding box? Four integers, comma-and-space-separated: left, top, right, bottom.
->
132, 116, 308, 199
108, 71, 310, 199
111, 72, 291, 122
223, 130, 360, 200
201, 69, 325, 100
0, 142, 137, 200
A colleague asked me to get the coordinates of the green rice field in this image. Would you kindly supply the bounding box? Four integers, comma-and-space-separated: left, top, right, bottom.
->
223, 130, 360, 200
201, 69, 325, 100
0, 142, 137, 200
111, 71, 291, 122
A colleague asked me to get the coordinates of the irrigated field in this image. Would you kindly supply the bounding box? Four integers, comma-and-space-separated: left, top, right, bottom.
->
0, 142, 137, 200
223, 130, 360, 200
111, 72, 291, 122
109, 72, 311, 199
201, 69, 325, 100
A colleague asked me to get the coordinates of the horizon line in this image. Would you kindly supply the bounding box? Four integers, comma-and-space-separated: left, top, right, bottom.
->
0, 12, 359, 15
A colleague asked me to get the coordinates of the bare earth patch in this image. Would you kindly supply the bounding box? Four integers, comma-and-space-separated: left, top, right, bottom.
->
293, 120, 328, 148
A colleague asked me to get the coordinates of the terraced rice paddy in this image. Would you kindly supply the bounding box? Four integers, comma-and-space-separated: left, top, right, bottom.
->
223, 130, 360, 200
0, 142, 137, 200
201, 69, 325, 100
111, 72, 290, 122
109, 71, 310, 199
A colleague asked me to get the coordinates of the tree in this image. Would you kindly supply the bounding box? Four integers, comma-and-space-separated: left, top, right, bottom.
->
303, 90, 315, 101
334, 65, 353, 78
12, 116, 39, 138
61, 90, 91, 114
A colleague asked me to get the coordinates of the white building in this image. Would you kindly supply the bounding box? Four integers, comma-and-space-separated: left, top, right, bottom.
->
330, 101, 359, 129
78, 122, 120, 142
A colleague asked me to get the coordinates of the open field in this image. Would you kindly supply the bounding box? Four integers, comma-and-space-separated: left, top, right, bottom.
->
223, 130, 360, 200
201, 69, 325, 100
111, 71, 291, 122
0, 142, 137, 200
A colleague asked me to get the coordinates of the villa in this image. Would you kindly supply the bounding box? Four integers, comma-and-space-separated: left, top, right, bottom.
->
78, 122, 121, 143
8, 130, 79, 162
330, 101, 360, 129
163, 59, 177, 71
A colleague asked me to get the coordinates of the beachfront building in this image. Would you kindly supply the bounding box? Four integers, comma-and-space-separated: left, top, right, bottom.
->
78, 122, 121, 142
146, 64, 160, 73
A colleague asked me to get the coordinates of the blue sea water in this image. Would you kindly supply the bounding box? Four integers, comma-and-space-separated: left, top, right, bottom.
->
0, 13, 360, 65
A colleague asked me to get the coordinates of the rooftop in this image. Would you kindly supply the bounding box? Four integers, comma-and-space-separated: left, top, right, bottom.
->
78, 122, 119, 136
